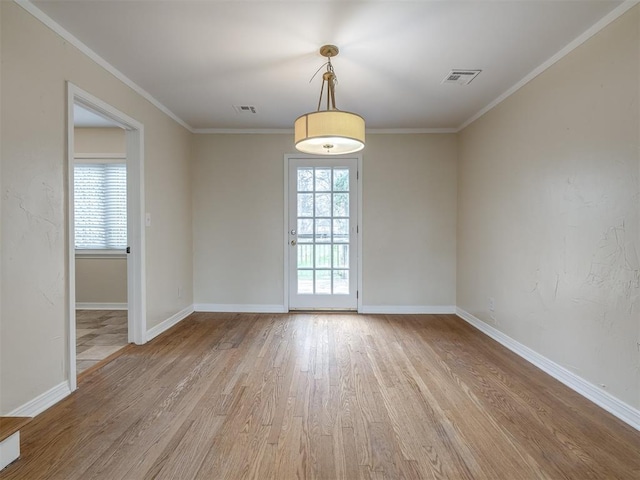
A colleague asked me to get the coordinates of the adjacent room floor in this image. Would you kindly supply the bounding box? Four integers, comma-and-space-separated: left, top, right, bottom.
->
76, 310, 128, 374
4, 313, 640, 479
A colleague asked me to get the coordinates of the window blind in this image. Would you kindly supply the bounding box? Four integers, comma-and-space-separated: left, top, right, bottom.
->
74, 163, 127, 250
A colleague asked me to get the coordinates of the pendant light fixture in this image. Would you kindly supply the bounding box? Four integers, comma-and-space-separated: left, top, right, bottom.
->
294, 45, 365, 155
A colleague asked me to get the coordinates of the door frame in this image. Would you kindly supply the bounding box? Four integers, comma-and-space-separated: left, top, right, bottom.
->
283, 153, 363, 312
67, 82, 146, 392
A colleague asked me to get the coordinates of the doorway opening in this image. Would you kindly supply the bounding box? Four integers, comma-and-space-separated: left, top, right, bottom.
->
67, 83, 146, 392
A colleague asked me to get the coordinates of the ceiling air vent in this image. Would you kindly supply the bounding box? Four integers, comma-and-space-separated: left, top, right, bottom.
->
441, 70, 481, 85
233, 105, 257, 114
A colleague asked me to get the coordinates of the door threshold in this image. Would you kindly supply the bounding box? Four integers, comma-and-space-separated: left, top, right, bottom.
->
77, 344, 134, 383
288, 309, 358, 313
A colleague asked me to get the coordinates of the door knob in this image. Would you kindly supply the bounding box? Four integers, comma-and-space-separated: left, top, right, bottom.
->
291, 240, 297, 246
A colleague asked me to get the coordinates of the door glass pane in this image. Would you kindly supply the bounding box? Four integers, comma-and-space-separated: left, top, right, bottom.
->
333, 270, 349, 294
298, 270, 313, 294
333, 193, 349, 217
315, 270, 331, 294
315, 219, 331, 243
333, 244, 349, 268
298, 245, 313, 268
315, 244, 331, 268
333, 219, 349, 243
315, 168, 332, 191
298, 193, 313, 217
333, 169, 349, 191
315, 193, 331, 217
297, 219, 313, 243
297, 168, 314, 191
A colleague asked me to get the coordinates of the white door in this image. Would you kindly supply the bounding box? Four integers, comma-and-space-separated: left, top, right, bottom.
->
288, 157, 359, 310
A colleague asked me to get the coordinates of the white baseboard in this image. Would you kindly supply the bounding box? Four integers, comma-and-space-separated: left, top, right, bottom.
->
146, 305, 195, 342
194, 304, 456, 315
194, 304, 287, 313
360, 305, 456, 314
3, 307, 195, 420
456, 307, 640, 431
0, 432, 20, 470
76, 302, 127, 310
6, 381, 71, 418
9, 305, 637, 433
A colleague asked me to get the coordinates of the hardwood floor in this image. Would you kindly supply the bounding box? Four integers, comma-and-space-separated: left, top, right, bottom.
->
2, 313, 639, 479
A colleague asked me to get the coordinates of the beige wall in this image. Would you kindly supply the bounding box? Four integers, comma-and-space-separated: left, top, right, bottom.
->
362, 134, 457, 308
74, 127, 127, 305
192, 133, 458, 310
1, 2, 193, 413
75, 257, 128, 304
457, 7, 640, 408
192, 134, 291, 306
74, 127, 126, 155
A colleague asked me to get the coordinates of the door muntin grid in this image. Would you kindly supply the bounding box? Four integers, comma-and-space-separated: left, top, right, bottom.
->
296, 167, 351, 295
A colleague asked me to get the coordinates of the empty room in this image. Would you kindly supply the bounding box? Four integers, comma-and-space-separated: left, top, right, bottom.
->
1, 1, 639, 479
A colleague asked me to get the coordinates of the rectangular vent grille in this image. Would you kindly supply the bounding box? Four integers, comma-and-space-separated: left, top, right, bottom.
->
442, 70, 481, 85
233, 105, 257, 114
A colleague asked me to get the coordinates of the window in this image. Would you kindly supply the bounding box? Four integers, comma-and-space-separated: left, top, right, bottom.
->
74, 162, 127, 250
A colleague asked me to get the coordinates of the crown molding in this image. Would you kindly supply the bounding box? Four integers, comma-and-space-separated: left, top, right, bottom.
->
15, 0, 195, 133
193, 128, 293, 134
16, 0, 639, 135
192, 127, 458, 135
367, 128, 457, 134
457, 0, 640, 132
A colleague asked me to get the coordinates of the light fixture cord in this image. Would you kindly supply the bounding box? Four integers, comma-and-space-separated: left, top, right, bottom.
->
317, 76, 326, 112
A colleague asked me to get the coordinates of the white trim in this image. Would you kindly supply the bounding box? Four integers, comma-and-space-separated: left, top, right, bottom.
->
125, 126, 147, 346
283, 156, 290, 311
357, 157, 363, 313
0, 432, 21, 470
284, 154, 362, 311
457, 0, 640, 131
15, 0, 193, 132
67, 85, 78, 393
74, 153, 127, 160
367, 128, 457, 134
194, 128, 293, 134
3, 308, 194, 421
68, 85, 142, 135
67, 83, 147, 399
360, 305, 456, 314
456, 308, 640, 431
193, 128, 458, 135
75, 302, 128, 311
75, 249, 127, 259
74, 158, 126, 166
194, 304, 287, 313
6, 381, 71, 418
16, 0, 638, 136
146, 305, 195, 342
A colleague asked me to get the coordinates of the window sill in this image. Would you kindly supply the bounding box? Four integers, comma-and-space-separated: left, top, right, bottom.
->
75, 249, 127, 259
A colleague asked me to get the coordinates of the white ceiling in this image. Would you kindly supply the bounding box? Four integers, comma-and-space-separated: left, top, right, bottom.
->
74, 104, 120, 128
33, 0, 626, 131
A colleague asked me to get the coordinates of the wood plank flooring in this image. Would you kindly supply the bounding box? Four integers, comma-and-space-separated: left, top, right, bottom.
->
2, 313, 639, 479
